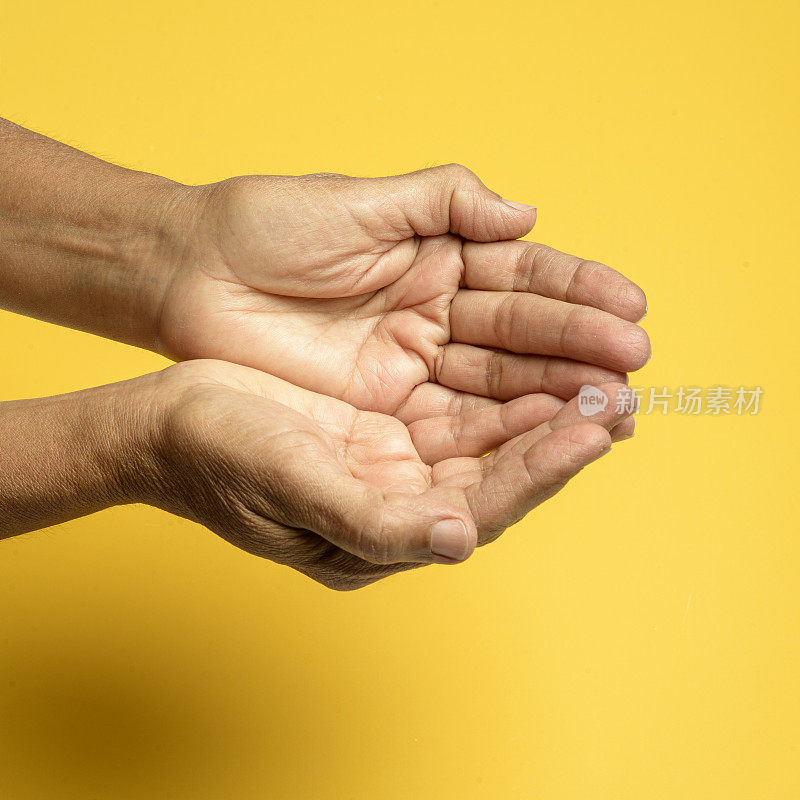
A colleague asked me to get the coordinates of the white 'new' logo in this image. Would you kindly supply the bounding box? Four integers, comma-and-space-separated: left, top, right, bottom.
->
577, 385, 609, 416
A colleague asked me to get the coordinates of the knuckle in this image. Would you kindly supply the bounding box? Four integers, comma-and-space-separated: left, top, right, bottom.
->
431, 345, 447, 385
561, 303, 595, 347
495, 292, 522, 351
517, 242, 586, 295
443, 161, 469, 176
518, 243, 552, 292
566, 258, 601, 301
485, 349, 505, 396
440, 162, 479, 186
446, 390, 464, 417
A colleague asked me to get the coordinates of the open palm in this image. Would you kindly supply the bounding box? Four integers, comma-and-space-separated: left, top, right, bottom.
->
158, 359, 634, 588
160, 166, 649, 418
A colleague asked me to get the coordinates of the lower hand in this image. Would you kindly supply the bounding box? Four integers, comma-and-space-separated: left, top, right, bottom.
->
137, 360, 634, 589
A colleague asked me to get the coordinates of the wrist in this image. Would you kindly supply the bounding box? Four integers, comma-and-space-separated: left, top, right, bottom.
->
0, 373, 168, 537
93, 371, 172, 507
0, 118, 203, 351
86, 170, 201, 352
110, 363, 215, 511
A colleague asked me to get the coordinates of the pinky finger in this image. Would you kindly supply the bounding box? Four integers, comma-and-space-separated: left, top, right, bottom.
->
611, 415, 636, 442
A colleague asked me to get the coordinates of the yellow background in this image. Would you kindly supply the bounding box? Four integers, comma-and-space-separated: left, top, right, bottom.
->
1, 1, 798, 797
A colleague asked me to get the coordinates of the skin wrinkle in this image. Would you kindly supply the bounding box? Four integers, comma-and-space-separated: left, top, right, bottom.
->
349, 240, 412, 297
352, 182, 409, 242
488, 292, 514, 352
441, 165, 462, 238
558, 305, 584, 362
516, 241, 540, 294
431, 344, 448, 387
343, 321, 398, 409
565, 259, 597, 304
533, 244, 562, 294
541, 356, 559, 395
350, 489, 392, 564
376, 321, 430, 376
336, 411, 367, 477
485, 348, 505, 399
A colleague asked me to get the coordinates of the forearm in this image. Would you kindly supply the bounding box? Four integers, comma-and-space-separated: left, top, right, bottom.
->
0, 375, 160, 538
0, 118, 191, 349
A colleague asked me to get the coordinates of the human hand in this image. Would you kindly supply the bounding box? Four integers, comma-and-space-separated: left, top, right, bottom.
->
139, 360, 635, 589
0, 122, 644, 590
159, 166, 650, 418
0, 123, 649, 422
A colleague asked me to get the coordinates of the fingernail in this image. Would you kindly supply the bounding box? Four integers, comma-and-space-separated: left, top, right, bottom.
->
641, 303, 648, 320
430, 519, 469, 562
501, 198, 537, 212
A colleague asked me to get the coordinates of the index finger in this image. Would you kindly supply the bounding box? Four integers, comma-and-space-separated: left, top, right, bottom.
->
462, 240, 647, 322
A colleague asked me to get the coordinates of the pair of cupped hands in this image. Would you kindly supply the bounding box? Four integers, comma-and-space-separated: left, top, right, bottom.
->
136, 164, 649, 589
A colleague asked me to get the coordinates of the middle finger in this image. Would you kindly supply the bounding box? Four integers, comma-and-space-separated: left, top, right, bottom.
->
449, 290, 651, 373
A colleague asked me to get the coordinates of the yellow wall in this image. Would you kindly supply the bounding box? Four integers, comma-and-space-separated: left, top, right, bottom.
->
1, 1, 798, 797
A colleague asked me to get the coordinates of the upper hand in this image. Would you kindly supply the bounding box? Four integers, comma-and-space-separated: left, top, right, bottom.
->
159, 165, 650, 418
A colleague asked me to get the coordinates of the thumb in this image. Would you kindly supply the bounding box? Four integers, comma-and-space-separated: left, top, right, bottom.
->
380, 163, 537, 242
275, 463, 477, 565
